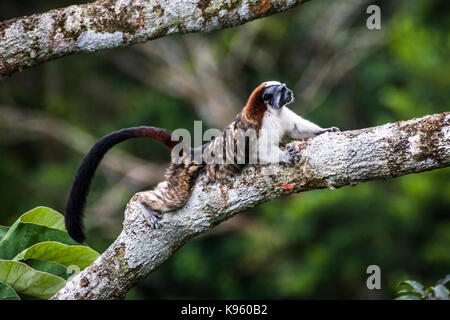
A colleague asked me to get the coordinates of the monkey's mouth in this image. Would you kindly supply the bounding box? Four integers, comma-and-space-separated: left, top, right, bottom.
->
284, 91, 294, 105
284, 86, 293, 101
286, 93, 293, 102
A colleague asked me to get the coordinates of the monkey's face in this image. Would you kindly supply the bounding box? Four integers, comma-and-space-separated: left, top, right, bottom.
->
262, 82, 294, 110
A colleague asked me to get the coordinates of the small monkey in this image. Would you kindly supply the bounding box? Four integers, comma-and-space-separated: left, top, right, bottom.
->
65, 81, 339, 242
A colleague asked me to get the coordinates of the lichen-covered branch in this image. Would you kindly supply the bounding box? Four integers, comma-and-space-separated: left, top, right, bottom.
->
0, 0, 309, 77
51, 112, 450, 300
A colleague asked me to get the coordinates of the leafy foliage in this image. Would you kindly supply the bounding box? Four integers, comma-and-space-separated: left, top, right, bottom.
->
396, 275, 450, 300
0, 207, 99, 300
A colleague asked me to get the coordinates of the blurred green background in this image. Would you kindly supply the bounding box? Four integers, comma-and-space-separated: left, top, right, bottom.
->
0, 0, 448, 299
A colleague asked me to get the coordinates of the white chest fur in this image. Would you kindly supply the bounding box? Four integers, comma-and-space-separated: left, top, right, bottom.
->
256, 106, 326, 163
256, 109, 287, 163
260, 109, 286, 143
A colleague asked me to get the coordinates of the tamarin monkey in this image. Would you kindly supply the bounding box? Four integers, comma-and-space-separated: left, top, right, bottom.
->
65, 81, 340, 242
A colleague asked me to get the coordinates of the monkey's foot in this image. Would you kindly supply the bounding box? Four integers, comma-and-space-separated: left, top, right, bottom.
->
133, 192, 163, 229
142, 209, 163, 229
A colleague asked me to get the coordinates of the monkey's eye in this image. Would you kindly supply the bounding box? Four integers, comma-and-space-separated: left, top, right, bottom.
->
263, 93, 272, 101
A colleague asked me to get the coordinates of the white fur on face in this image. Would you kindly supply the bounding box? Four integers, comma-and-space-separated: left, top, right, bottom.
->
263, 80, 282, 87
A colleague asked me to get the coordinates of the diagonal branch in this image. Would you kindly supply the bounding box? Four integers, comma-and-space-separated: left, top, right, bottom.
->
0, 0, 311, 77
51, 112, 450, 299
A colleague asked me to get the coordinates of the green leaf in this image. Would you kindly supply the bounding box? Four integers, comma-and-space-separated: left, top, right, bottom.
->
0, 281, 20, 300
0, 208, 78, 260
18, 206, 66, 231
0, 259, 65, 299
0, 226, 8, 241
398, 280, 427, 296
396, 290, 424, 299
432, 285, 449, 300
14, 241, 99, 270
395, 295, 421, 300
24, 259, 69, 280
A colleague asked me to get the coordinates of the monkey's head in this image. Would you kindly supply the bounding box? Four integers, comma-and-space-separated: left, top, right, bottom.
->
262, 81, 294, 110
244, 81, 294, 125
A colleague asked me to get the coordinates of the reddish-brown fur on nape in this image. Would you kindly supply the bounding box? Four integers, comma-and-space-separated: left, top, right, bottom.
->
243, 83, 267, 130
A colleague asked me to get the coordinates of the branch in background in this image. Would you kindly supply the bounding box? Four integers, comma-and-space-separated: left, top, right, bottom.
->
0, 106, 166, 185
107, 36, 243, 128
0, 0, 311, 77
51, 112, 450, 299
294, 0, 381, 113
296, 28, 384, 113
87, 178, 132, 234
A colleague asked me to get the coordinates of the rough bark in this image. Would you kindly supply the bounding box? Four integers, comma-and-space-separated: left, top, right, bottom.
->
0, 0, 309, 77
51, 112, 450, 300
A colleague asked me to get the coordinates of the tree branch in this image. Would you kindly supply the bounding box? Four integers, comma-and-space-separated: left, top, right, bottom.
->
51, 112, 450, 299
0, 0, 309, 77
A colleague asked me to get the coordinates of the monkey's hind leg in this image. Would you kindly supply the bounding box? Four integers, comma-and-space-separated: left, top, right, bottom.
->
133, 186, 175, 230
133, 163, 202, 229
132, 182, 192, 229
132, 192, 164, 229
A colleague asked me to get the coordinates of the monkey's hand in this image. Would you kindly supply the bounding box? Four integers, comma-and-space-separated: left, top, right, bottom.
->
317, 126, 340, 135
280, 148, 299, 166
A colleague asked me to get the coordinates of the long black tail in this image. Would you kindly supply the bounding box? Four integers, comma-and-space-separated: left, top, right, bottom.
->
65, 126, 178, 242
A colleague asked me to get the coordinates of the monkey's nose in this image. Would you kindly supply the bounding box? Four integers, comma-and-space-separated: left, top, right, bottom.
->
286, 90, 292, 101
